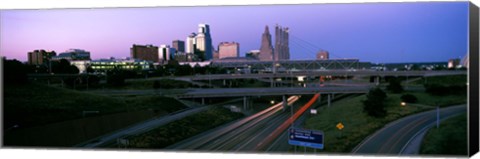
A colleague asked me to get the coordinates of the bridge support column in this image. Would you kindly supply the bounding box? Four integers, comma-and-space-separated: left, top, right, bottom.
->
243, 96, 249, 111
317, 94, 322, 105
375, 76, 380, 86
201, 98, 205, 105
270, 78, 274, 88
283, 95, 288, 112
223, 79, 226, 86
405, 75, 409, 89
328, 94, 331, 107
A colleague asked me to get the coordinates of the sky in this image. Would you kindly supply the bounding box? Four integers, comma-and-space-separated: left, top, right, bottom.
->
0, 2, 469, 63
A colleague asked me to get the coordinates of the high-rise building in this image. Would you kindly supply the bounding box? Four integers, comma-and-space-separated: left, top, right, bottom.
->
159, 45, 176, 63
172, 40, 185, 53
274, 25, 290, 61
130, 44, 159, 62
28, 49, 56, 65
218, 42, 240, 59
186, 33, 197, 54
316, 50, 329, 60
259, 26, 274, 61
195, 24, 213, 61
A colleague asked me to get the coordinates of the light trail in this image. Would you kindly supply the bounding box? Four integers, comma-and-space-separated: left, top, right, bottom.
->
255, 93, 320, 151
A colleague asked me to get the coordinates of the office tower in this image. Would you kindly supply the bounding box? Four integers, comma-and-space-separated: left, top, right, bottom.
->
186, 33, 197, 54
27, 49, 56, 65
130, 44, 159, 62
195, 24, 213, 61
172, 40, 185, 53
274, 25, 290, 61
259, 26, 274, 61
218, 42, 240, 59
316, 50, 329, 60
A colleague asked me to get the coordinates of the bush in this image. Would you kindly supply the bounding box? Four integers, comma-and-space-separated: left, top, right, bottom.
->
363, 87, 387, 118
401, 94, 418, 103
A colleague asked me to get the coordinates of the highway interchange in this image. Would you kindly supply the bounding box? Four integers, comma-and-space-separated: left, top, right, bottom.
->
71, 70, 468, 155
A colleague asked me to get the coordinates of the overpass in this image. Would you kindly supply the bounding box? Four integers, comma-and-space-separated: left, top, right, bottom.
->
190, 70, 467, 81
175, 86, 371, 98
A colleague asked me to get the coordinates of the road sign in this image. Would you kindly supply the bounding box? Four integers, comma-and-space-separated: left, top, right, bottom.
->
336, 122, 344, 130
288, 128, 324, 149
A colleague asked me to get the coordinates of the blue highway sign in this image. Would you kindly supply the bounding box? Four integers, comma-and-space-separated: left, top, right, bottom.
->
288, 128, 324, 149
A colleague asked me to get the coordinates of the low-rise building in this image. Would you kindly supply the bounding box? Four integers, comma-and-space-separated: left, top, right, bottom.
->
89, 57, 152, 72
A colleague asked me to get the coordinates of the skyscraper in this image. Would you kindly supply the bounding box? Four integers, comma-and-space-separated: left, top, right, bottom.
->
186, 33, 197, 54
218, 42, 240, 59
274, 25, 290, 61
259, 26, 274, 61
195, 24, 213, 61
159, 45, 176, 63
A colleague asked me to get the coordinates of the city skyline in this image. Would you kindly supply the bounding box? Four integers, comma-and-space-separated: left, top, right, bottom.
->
0, 2, 469, 63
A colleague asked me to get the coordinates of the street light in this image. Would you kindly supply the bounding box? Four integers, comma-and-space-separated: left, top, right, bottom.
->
400, 102, 406, 107
270, 100, 275, 104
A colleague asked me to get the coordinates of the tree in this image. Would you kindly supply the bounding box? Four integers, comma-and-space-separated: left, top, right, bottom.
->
387, 77, 403, 93
51, 59, 79, 74
363, 87, 387, 118
3, 58, 29, 85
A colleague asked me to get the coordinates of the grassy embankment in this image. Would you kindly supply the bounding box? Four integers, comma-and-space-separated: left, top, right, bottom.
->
420, 113, 467, 156
303, 75, 467, 153
4, 83, 187, 146
122, 107, 244, 149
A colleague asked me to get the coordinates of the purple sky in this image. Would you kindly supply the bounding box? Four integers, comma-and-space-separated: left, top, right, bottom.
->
0, 2, 469, 63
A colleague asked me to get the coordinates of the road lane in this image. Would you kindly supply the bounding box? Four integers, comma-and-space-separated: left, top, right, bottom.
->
165, 96, 299, 150
352, 105, 466, 155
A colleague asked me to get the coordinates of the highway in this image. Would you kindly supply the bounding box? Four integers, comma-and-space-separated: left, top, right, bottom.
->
190, 70, 466, 80
165, 96, 301, 151
75, 98, 242, 148
352, 104, 466, 155
87, 86, 371, 98
176, 87, 369, 98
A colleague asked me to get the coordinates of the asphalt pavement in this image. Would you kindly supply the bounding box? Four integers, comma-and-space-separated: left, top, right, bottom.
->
352, 104, 466, 155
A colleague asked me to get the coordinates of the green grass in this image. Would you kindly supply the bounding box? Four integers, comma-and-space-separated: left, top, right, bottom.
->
406, 92, 467, 107
125, 107, 244, 148
303, 91, 466, 153
411, 75, 467, 86
420, 113, 467, 156
97, 79, 198, 90
120, 95, 187, 113
4, 83, 187, 129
